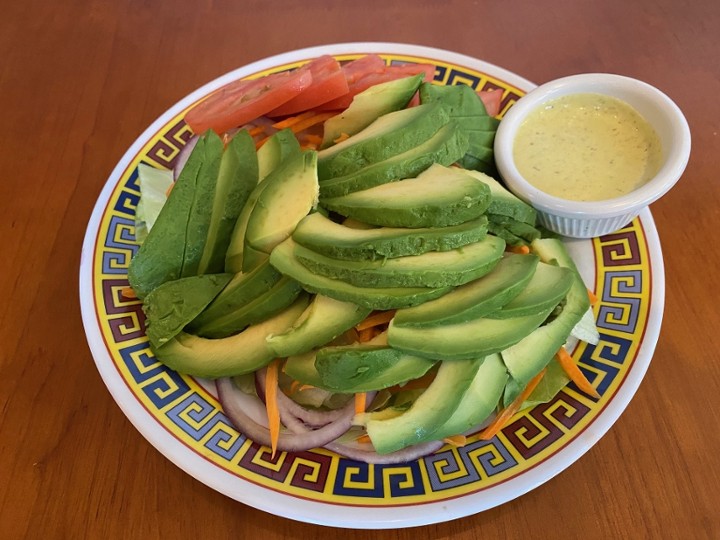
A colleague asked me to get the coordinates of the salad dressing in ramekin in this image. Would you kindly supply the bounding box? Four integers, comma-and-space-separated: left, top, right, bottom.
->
512, 93, 663, 202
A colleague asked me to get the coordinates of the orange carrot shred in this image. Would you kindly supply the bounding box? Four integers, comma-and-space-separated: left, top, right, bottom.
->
303, 134, 323, 145
354, 392, 367, 415
165, 182, 175, 198
587, 288, 599, 306
355, 433, 372, 444
508, 244, 530, 255
333, 132, 350, 144
443, 435, 467, 447
265, 359, 282, 458
480, 368, 547, 440
255, 136, 270, 149
357, 328, 378, 342
271, 111, 316, 130
289, 112, 335, 134
556, 347, 601, 399
120, 286, 137, 299
355, 310, 396, 331
247, 125, 266, 137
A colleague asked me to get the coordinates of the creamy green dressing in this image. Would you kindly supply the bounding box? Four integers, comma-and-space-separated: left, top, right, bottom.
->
513, 93, 663, 201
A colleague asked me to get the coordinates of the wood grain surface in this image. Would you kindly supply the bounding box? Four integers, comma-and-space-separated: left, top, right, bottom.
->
1, 0, 718, 538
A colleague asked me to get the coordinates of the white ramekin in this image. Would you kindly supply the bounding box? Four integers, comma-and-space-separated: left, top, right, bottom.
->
493, 73, 691, 238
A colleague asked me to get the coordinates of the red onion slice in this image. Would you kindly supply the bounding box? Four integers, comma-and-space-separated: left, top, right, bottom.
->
216, 378, 355, 452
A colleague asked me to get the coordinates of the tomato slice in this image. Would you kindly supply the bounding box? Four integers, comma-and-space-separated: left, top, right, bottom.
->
267, 56, 349, 117
478, 88, 503, 117
339, 54, 386, 84
185, 70, 312, 135
317, 63, 436, 111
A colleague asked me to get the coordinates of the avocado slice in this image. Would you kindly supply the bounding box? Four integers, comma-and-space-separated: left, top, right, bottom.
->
317, 103, 450, 179
462, 169, 537, 226
419, 82, 499, 174
387, 304, 555, 361
359, 357, 483, 454
488, 214, 541, 245
153, 295, 309, 378
293, 233, 504, 288
269, 238, 452, 310
187, 259, 281, 329
266, 294, 371, 358
500, 238, 591, 392
243, 150, 319, 273
319, 120, 468, 199
196, 130, 259, 275
224, 145, 304, 273
293, 212, 488, 261
180, 132, 225, 277
142, 273, 233, 349
486, 261, 573, 319
430, 353, 508, 440
321, 164, 491, 228
256, 128, 301, 182
128, 133, 222, 298
314, 345, 436, 393
392, 253, 539, 327
189, 276, 302, 339
321, 74, 425, 148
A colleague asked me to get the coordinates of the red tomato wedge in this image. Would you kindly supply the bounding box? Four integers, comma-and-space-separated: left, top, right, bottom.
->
478, 88, 503, 117
317, 63, 436, 111
339, 54, 386, 84
185, 70, 312, 135
267, 56, 349, 117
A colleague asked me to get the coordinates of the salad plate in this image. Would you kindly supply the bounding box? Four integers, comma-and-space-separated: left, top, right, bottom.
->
79, 42, 664, 529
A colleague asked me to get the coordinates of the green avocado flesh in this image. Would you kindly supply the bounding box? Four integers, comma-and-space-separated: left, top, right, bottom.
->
321, 163, 491, 228
317, 103, 450, 179
243, 150, 319, 272
321, 74, 425, 149
142, 273, 232, 349
188, 276, 302, 339
314, 345, 436, 393
129, 133, 222, 298
153, 295, 309, 378
462, 169, 537, 226
293, 233, 505, 288
387, 305, 555, 361
265, 294, 371, 358
292, 212, 489, 261
362, 357, 483, 454
500, 238, 591, 393
392, 253, 539, 327
196, 130, 259, 275
269, 238, 452, 310
431, 353, 508, 440
318, 120, 468, 199
485, 261, 572, 319
186, 260, 281, 332
256, 128, 301, 182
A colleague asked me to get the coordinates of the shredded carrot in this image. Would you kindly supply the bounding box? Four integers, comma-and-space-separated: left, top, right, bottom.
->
508, 244, 530, 255
443, 435, 467, 447
288, 111, 335, 134
302, 134, 323, 146
480, 368, 547, 440
355, 433, 372, 444
271, 111, 316, 130
354, 392, 367, 415
556, 347, 601, 399
355, 310, 397, 332
255, 136, 271, 149
165, 182, 175, 198
265, 359, 282, 458
357, 327, 380, 342
333, 132, 350, 144
247, 125, 266, 137
120, 286, 137, 299
343, 327, 360, 344
587, 288, 599, 306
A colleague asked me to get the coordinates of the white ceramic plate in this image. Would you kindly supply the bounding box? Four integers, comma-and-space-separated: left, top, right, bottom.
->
79, 43, 664, 529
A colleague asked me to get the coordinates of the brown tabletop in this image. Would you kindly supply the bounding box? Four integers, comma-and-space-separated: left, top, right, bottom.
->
2, 0, 719, 537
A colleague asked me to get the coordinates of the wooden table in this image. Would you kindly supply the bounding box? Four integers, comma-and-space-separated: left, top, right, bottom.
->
3, 0, 718, 537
